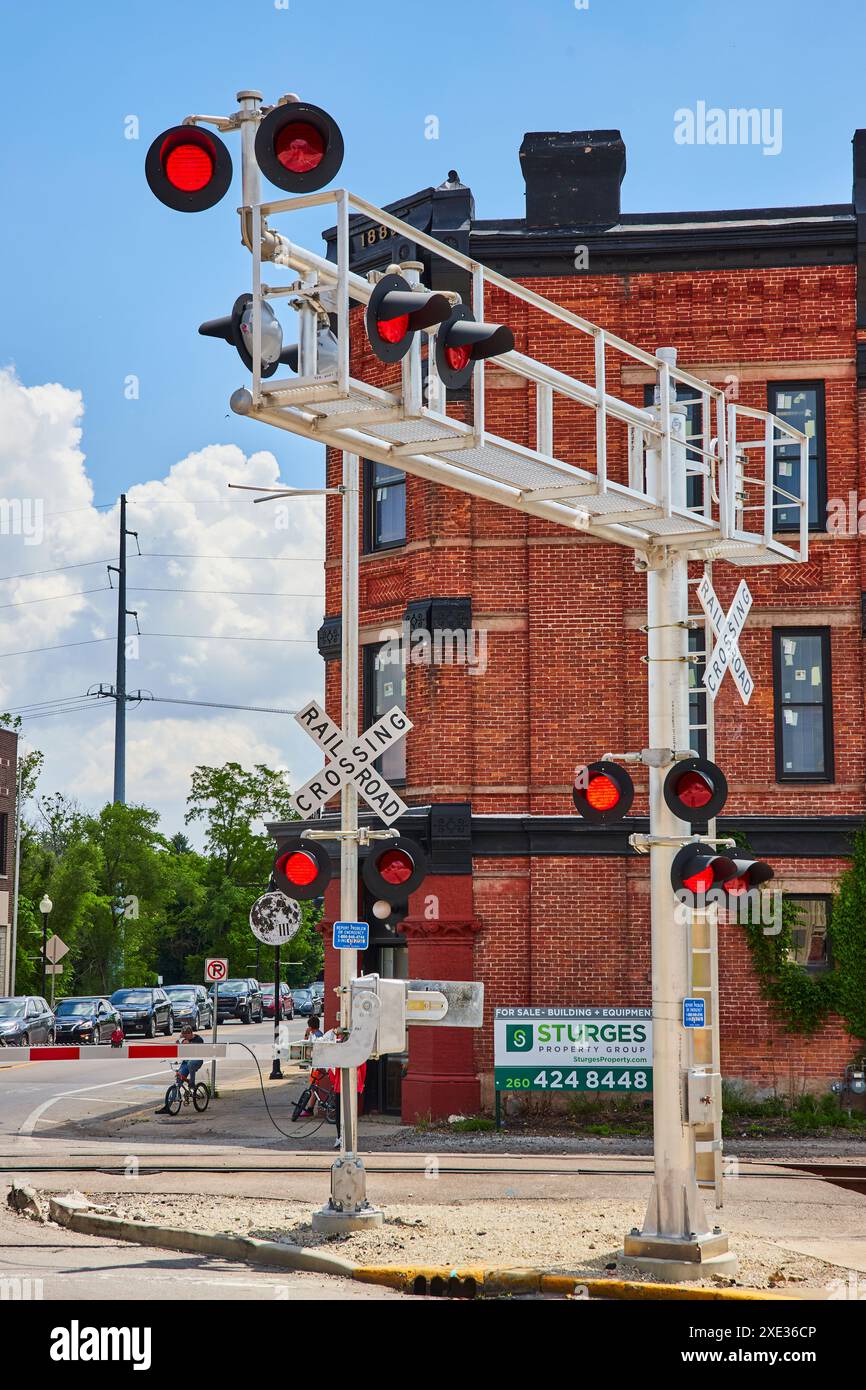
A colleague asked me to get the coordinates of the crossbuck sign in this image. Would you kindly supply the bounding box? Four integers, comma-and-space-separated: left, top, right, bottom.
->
696, 575, 754, 705
290, 699, 412, 826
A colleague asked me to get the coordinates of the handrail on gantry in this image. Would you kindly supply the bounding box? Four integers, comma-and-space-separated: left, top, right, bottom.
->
242, 186, 808, 568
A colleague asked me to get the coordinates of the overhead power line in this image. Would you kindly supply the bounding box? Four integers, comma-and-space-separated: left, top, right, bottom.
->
0, 559, 115, 583
0, 586, 111, 609
0, 637, 112, 659
127, 586, 324, 598
139, 552, 323, 561
143, 632, 316, 644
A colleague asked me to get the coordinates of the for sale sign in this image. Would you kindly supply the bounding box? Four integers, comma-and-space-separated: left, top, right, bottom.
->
494, 1007, 652, 1093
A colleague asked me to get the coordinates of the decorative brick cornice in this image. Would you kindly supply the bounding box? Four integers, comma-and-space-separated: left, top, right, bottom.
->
317, 614, 342, 662
398, 918, 482, 940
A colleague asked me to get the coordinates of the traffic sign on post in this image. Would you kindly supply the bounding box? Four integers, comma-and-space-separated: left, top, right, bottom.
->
44, 934, 69, 965
697, 575, 754, 704
205, 958, 228, 984
333, 921, 369, 951
290, 699, 412, 826
249, 892, 302, 946
683, 998, 706, 1029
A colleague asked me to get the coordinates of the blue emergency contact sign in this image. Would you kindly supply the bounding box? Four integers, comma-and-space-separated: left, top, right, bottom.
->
682, 997, 706, 1028
333, 920, 369, 950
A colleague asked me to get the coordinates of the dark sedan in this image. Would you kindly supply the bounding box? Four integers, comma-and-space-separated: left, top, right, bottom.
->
164, 985, 212, 1030
110, 988, 174, 1037
208, 979, 263, 1024
0, 996, 55, 1046
54, 997, 120, 1045
291, 988, 315, 1017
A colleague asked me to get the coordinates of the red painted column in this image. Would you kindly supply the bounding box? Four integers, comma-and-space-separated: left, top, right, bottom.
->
399, 916, 482, 1122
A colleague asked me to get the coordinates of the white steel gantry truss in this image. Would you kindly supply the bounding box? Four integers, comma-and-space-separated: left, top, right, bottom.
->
234, 187, 808, 571
229, 184, 808, 1277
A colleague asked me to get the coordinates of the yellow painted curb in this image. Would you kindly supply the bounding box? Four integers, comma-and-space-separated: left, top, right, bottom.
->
352, 1264, 791, 1300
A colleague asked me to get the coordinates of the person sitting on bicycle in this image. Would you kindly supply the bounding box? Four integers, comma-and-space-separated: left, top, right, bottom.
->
299, 1015, 324, 1116
176, 1022, 204, 1088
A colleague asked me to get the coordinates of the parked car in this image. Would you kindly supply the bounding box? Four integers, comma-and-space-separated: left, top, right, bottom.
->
110, 987, 174, 1038
291, 987, 315, 1017
164, 984, 213, 1030
261, 982, 294, 1020
208, 978, 264, 1024
309, 981, 325, 1005
0, 996, 55, 1045
54, 997, 120, 1045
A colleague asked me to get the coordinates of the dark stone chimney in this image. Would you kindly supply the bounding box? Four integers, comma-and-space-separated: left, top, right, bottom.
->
519, 130, 626, 228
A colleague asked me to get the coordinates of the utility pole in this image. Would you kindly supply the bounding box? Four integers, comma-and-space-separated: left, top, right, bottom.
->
108, 494, 139, 805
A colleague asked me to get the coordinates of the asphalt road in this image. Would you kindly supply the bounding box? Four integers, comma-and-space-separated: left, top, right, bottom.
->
0, 1202, 404, 1301
0, 1016, 308, 1139
0, 1012, 412, 1301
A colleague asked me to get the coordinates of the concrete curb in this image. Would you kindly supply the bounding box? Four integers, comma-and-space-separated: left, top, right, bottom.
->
352, 1265, 790, 1300
45, 1197, 789, 1300
48, 1198, 356, 1280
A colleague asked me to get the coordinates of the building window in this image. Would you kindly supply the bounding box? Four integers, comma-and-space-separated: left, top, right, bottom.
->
364, 459, 406, 551
767, 382, 826, 531
688, 625, 708, 760
363, 640, 406, 783
644, 384, 704, 510
0, 813, 6, 876
773, 629, 833, 782
785, 895, 833, 974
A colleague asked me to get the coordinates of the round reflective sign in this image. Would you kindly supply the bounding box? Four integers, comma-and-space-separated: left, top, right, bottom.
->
249, 891, 302, 945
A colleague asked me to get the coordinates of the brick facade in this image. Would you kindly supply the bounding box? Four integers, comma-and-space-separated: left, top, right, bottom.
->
312, 133, 866, 1118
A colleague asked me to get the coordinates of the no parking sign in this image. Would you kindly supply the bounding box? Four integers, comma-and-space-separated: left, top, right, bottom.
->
205, 958, 228, 984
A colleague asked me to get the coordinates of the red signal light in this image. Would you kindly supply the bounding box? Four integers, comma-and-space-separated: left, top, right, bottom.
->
254, 100, 344, 193
684, 865, 715, 894
163, 140, 213, 192
145, 125, 233, 213
275, 121, 326, 173
362, 836, 428, 906
572, 761, 634, 825
278, 850, 318, 887
377, 314, 410, 345
377, 848, 414, 886
272, 838, 331, 901
672, 770, 713, 809
435, 304, 515, 390
445, 344, 472, 373
366, 273, 451, 364
724, 875, 749, 895
586, 774, 621, 813
663, 757, 728, 824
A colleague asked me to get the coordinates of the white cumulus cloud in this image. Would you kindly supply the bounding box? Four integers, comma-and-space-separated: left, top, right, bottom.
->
0, 367, 327, 838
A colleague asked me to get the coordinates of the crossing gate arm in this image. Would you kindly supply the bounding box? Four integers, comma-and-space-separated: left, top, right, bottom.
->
0, 1043, 299, 1066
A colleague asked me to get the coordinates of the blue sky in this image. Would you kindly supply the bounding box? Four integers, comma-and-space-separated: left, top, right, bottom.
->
2, 0, 865, 827
3, 0, 865, 499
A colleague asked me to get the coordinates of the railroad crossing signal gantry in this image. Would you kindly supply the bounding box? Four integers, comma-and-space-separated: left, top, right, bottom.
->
144, 86, 809, 1272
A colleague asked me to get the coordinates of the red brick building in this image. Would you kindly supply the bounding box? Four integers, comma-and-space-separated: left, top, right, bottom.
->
276, 130, 866, 1119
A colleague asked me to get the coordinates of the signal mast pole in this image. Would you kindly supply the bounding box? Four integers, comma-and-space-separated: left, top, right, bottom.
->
621, 350, 736, 1279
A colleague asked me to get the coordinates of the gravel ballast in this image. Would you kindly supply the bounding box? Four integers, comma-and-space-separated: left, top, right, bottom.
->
44, 1189, 855, 1293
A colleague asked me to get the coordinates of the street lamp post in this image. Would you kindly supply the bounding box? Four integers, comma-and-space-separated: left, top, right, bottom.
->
39, 895, 53, 999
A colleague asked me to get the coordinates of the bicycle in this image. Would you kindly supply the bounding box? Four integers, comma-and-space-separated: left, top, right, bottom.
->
163, 1062, 210, 1115
291, 1070, 338, 1125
